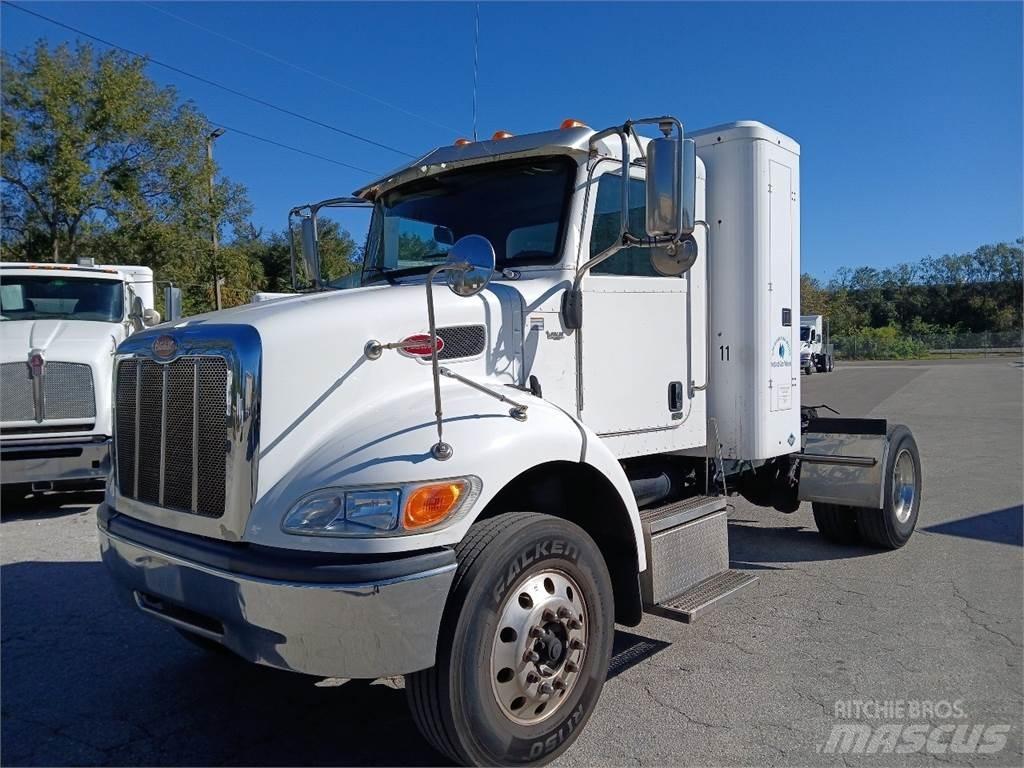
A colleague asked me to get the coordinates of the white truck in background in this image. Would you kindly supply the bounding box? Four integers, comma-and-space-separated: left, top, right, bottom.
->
0, 260, 161, 500
800, 313, 834, 374
98, 118, 922, 765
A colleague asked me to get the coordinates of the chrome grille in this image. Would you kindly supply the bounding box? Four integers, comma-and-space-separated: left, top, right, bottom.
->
116, 357, 228, 518
437, 325, 486, 360
0, 361, 95, 422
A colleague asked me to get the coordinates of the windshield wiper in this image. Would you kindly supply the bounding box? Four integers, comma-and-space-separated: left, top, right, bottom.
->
364, 260, 447, 285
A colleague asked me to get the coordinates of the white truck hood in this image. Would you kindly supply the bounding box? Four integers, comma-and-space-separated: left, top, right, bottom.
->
0, 319, 122, 364
0, 319, 125, 438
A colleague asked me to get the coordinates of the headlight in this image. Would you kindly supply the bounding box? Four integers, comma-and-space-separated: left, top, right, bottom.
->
283, 488, 401, 535
282, 478, 479, 536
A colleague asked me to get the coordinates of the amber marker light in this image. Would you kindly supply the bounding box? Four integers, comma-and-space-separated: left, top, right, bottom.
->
454, 138, 472, 146
404, 481, 467, 530
560, 119, 588, 130
491, 130, 514, 140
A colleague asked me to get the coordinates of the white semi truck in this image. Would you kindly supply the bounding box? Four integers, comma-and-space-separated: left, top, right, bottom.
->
800, 313, 834, 374
98, 119, 922, 765
1, 260, 160, 498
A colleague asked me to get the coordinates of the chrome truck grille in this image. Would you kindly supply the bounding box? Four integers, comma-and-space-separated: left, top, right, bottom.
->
115, 357, 228, 517
112, 324, 261, 532
0, 361, 95, 422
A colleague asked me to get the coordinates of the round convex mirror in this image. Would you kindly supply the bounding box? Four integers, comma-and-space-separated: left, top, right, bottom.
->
650, 235, 698, 277
446, 235, 496, 297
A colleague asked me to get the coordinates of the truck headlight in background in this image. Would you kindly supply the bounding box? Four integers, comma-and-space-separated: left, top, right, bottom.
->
282, 478, 480, 536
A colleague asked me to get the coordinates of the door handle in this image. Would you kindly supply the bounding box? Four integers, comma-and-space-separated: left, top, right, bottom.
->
668, 381, 684, 412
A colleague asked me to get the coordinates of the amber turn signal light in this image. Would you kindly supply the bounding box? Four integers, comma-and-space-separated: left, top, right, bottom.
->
404, 481, 467, 529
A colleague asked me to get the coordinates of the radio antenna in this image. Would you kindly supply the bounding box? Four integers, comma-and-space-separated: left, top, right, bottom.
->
472, 2, 480, 141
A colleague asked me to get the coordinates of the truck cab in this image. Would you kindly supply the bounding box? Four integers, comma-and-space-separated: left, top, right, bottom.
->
800, 314, 834, 374
0, 260, 159, 498
97, 118, 921, 766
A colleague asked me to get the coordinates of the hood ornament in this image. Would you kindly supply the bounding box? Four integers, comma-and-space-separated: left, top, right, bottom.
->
26, 348, 46, 423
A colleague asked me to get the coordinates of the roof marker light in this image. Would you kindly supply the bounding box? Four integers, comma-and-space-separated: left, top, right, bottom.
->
454, 138, 472, 146
491, 130, 514, 140
560, 119, 589, 130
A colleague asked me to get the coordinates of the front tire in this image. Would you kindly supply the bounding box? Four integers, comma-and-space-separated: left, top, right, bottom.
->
406, 512, 614, 766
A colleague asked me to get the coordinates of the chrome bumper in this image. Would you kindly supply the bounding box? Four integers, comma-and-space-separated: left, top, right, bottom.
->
98, 504, 457, 678
0, 437, 109, 485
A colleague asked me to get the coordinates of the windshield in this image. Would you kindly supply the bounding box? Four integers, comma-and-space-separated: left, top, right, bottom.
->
0, 275, 124, 322
362, 156, 576, 283
800, 326, 811, 342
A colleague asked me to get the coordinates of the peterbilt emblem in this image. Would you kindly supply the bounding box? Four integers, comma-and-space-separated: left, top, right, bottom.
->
152, 335, 177, 358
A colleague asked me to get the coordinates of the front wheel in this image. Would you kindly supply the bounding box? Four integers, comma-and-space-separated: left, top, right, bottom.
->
406, 512, 614, 766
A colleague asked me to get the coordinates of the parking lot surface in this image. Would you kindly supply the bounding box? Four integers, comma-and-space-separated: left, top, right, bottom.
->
2, 358, 1022, 766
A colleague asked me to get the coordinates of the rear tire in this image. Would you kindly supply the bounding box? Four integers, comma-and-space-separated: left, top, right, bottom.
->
812, 503, 860, 544
857, 424, 921, 549
406, 512, 614, 766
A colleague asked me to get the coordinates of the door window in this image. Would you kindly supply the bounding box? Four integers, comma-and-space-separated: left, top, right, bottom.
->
590, 173, 662, 277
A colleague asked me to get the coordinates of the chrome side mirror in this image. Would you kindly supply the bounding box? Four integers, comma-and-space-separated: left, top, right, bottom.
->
445, 235, 495, 297
143, 308, 161, 327
646, 135, 696, 239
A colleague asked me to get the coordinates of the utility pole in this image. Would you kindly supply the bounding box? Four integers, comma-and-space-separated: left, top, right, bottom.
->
207, 127, 226, 310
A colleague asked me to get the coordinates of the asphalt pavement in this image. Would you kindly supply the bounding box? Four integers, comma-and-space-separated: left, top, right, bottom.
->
2, 358, 1022, 766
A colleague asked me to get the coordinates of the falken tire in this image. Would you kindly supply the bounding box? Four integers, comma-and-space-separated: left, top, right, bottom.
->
812, 502, 861, 544
405, 512, 614, 766
857, 424, 921, 549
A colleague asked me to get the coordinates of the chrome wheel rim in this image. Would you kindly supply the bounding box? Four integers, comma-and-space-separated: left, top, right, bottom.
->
892, 448, 916, 523
489, 569, 588, 725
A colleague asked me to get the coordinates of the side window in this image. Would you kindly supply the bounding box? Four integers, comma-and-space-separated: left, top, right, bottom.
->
590, 173, 661, 277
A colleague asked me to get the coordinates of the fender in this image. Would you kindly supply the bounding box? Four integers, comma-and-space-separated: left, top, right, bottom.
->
243, 380, 646, 571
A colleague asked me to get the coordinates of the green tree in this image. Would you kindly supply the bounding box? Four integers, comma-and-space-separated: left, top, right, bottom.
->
1, 41, 250, 278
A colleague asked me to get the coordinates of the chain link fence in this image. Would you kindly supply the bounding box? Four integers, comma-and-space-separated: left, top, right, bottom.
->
834, 330, 1023, 360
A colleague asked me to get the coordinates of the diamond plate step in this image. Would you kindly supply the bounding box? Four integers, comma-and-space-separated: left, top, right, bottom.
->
647, 570, 759, 624
640, 495, 726, 535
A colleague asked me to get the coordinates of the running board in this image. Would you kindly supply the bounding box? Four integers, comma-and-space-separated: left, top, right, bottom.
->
648, 570, 759, 624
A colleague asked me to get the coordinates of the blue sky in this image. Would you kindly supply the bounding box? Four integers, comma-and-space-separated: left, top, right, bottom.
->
2, 1, 1021, 279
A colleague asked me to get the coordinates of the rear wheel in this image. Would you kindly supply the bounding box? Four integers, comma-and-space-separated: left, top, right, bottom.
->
406, 512, 614, 766
857, 425, 921, 549
812, 503, 860, 544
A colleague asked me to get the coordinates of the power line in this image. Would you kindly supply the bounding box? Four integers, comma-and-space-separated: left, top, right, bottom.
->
142, 1, 464, 136
209, 122, 379, 176
4, 1, 417, 158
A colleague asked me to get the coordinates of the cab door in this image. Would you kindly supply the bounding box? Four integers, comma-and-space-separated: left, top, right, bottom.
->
579, 171, 689, 435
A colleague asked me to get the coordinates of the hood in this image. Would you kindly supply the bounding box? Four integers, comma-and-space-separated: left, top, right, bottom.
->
128, 281, 527, 499
0, 319, 122, 364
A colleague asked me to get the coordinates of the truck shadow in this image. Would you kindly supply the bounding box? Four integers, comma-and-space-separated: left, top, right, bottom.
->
1, 559, 668, 766
727, 518, 878, 567
0, 489, 104, 521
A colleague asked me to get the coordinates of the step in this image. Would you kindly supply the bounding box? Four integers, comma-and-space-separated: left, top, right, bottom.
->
640, 494, 726, 535
648, 570, 759, 624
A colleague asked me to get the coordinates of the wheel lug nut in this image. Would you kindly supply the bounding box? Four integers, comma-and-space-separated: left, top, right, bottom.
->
526, 672, 539, 684
557, 607, 572, 619
539, 682, 554, 695
542, 609, 557, 622
569, 639, 585, 651
565, 660, 579, 673
528, 627, 544, 638
567, 618, 582, 630
553, 679, 567, 691
523, 650, 540, 663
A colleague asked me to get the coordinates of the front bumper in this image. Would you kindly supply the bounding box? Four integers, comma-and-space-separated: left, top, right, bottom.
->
0, 436, 109, 485
98, 504, 457, 678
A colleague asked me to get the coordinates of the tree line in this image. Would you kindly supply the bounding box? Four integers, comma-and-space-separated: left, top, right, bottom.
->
801, 240, 1022, 339
2, 42, 1022, 329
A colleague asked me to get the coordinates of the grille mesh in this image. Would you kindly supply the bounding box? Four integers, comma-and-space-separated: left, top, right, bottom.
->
437, 325, 486, 360
115, 357, 228, 517
0, 361, 95, 422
